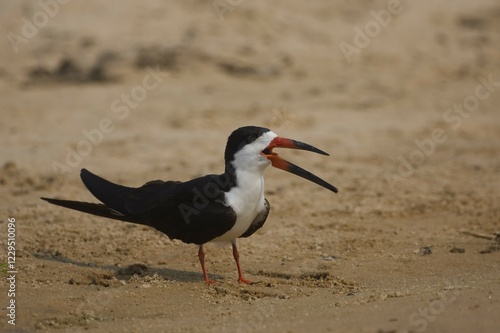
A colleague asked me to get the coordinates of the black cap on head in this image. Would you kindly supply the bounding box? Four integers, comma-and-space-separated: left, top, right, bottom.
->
224, 126, 270, 163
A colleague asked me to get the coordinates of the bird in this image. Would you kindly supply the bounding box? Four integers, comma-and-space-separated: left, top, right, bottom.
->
42, 126, 338, 284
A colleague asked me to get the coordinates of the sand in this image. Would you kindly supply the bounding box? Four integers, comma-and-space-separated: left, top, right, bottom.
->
1, 0, 499, 332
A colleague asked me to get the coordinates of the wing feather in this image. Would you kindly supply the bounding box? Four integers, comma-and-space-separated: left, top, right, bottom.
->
46, 170, 237, 245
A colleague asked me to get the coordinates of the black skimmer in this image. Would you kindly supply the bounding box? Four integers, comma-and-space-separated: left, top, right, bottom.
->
42, 126, 337, 284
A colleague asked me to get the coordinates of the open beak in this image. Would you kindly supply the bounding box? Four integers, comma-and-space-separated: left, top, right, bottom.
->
261, 137, 338, 193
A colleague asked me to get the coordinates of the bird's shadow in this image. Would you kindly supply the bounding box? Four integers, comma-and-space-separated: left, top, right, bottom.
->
32, 251, 223, 284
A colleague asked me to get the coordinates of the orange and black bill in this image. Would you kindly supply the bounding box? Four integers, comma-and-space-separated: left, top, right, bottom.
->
261, 137, 338, 193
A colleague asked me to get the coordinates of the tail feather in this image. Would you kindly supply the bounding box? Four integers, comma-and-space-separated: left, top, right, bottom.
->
80, 168, 132, 213
41, 197, 138, 223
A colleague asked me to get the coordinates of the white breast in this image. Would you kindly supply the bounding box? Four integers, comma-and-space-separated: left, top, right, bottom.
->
211, 171, 266, 242
211, 130, 276, 242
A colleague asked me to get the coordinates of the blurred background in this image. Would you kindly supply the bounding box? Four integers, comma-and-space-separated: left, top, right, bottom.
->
1, 0, 498, 218
0, 1, 499, 332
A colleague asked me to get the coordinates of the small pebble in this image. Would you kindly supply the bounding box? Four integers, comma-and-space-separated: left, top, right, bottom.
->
418, 246, 432, 255
450, 247, 465, 253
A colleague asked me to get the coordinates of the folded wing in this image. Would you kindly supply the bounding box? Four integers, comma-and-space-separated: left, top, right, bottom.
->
44, 169, 237, 245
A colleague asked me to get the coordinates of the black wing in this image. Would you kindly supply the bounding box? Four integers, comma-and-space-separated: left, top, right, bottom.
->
239, 198, 270, 238
127, 174, 237, 244
43, 169, 237, 245
40, 197, 138, 223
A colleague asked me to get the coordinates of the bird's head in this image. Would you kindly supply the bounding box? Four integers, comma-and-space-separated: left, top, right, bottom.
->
224, 126, 338, 193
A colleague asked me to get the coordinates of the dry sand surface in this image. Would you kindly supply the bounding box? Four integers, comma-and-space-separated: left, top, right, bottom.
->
1, 0, 500, 332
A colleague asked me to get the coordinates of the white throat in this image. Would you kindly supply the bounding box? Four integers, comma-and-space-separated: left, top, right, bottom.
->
212, 131, 277, 242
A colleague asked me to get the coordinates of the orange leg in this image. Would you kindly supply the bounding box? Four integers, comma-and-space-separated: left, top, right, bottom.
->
198, 245, 216, 284
232, 241, 253, 284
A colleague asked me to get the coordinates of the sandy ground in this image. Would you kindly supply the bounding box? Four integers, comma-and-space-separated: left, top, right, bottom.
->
1, 0, 500, 332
